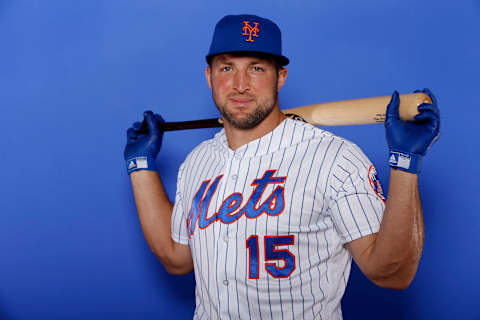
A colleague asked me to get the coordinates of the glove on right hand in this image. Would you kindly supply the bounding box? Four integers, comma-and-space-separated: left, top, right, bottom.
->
124, 111, 164, 175
385, 89, 440, 174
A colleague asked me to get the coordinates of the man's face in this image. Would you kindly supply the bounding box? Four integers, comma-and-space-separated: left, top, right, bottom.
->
206, 54, 287, 130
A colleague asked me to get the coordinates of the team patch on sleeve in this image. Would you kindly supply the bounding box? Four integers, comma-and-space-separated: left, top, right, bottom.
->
368, 165, 386, 202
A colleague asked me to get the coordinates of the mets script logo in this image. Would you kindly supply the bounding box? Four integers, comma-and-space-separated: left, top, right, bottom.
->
186, 170, 286, 236
242, 21, 260, 42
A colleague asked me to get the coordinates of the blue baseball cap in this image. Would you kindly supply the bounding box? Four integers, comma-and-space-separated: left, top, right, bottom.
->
206, 14, 289, 66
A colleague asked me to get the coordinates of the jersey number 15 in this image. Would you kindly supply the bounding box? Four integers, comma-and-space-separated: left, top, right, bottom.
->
246, 235, 296, 279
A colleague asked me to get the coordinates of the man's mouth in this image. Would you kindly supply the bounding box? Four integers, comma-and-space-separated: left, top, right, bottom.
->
229, 96, 254, 106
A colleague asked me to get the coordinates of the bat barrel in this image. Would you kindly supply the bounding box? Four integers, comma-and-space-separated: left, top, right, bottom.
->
281, 92, 431, 126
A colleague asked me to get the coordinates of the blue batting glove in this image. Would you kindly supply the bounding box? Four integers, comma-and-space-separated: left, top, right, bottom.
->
385, 89, 440, 174
124, 111, 164, 175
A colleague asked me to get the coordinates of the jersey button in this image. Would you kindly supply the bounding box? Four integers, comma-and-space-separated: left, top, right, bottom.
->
223, 235, 229, 242
231, 174, 238, 180
223, 280, 229, 286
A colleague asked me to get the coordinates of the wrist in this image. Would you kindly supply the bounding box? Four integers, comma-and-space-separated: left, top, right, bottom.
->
126, 155, 158, 175
388, 150, 422, 174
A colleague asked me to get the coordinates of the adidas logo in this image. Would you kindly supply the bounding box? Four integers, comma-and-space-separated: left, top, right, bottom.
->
389, 154, 396, 164
128, 161, 136, 169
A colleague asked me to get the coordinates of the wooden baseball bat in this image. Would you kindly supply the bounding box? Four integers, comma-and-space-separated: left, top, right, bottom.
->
161, 92, 431, 131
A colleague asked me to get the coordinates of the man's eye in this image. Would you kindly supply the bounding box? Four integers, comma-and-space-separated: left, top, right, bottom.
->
252, 66, 264, 72
222, 66, 232, 72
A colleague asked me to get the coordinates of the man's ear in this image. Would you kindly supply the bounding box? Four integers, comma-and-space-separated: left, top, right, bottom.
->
277, 68, 288, 90
205, 66, 212, 89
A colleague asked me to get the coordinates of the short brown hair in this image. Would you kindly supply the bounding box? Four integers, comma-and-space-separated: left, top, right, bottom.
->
207, 51, 284, 73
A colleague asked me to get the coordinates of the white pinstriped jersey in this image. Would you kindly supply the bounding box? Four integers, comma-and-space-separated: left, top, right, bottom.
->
171, 118, 385, 320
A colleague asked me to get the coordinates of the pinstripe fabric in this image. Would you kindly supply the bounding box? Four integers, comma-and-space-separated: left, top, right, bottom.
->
171, 118, 385, 319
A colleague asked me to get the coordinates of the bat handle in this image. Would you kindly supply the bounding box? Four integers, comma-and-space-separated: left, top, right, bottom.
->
160, 115, 305, 131
161, 118, 223, 131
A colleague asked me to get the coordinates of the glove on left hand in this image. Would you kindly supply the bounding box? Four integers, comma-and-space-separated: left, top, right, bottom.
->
385, 88, 440, 174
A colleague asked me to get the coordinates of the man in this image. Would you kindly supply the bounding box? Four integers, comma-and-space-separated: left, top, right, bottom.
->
124, 14, 440, 319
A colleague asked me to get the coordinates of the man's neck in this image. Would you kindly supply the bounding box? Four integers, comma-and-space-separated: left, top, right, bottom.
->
223, 107, 287, 150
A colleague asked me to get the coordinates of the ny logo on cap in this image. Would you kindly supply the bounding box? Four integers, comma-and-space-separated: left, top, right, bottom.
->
242, 21, 259, 42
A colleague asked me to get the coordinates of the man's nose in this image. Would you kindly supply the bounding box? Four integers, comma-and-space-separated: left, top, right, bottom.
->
233, 70, 250, 93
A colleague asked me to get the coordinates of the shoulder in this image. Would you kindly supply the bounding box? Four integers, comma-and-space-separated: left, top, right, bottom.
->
285, 118, 359, 152
180, 128, 228, 168
285, 119, 373, 170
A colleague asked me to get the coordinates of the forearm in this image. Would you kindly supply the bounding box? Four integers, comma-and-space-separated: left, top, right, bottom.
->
130, 170, 191, 273
348, 88, 438, 289
367, 169, 424, 288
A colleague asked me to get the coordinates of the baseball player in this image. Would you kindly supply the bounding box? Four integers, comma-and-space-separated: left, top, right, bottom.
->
124, 14, 440, 319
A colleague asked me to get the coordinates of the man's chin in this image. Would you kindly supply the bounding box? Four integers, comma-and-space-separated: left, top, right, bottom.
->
229, 113, 269, 129
217, 100, 277, 130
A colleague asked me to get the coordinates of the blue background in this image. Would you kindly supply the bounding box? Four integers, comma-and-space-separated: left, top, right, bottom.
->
1, 0, 479, 319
